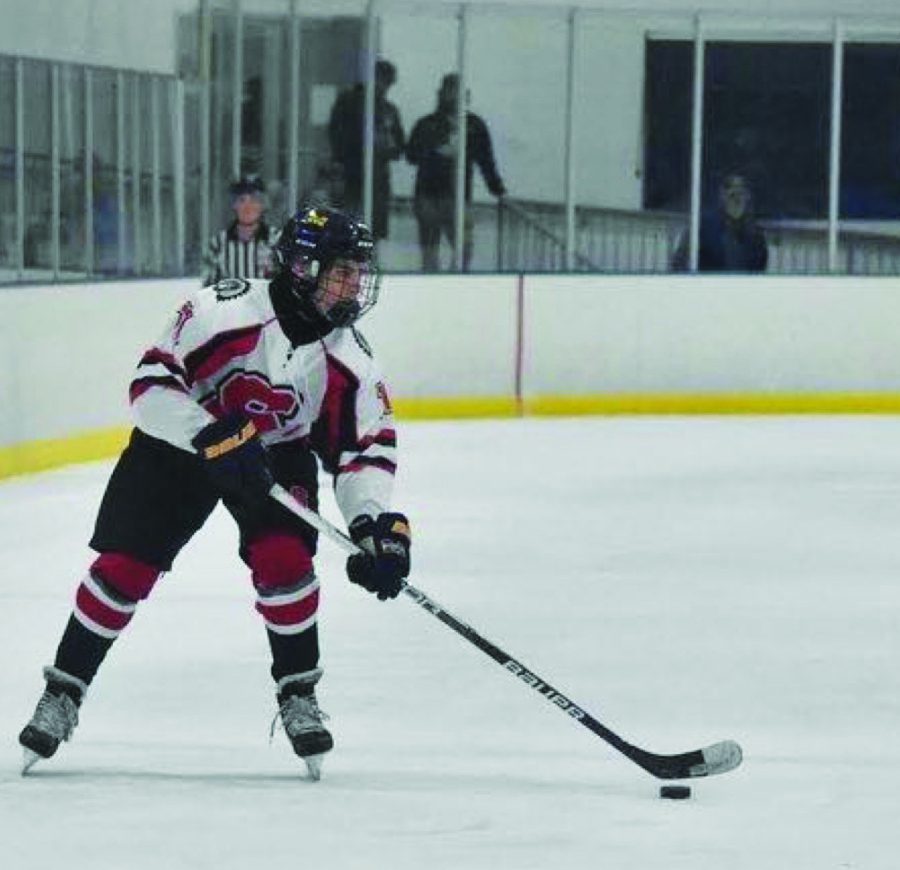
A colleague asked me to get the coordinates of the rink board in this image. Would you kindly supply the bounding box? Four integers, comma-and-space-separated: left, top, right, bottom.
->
3, 272, 900, 477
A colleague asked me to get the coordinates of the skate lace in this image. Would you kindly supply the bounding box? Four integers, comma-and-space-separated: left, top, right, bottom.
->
269, 694, 329, 742
31, 691, 79, 741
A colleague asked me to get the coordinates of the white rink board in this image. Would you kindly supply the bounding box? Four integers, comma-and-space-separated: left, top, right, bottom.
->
4, 273, 900, 449
0, 279, 192, 447
363, 274, 519, 398
523, 274, 900, 395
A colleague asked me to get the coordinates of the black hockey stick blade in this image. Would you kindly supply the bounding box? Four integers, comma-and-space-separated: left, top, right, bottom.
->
619, 738, 742, 780
268, 484, 744, 781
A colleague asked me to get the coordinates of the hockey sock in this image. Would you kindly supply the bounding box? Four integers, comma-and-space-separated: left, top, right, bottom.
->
267, 627, 320, 684
54, 615, 115, 686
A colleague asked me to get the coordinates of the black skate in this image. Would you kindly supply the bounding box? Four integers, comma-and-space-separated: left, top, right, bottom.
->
19, 667, 87, 774
272, 668, 333, 780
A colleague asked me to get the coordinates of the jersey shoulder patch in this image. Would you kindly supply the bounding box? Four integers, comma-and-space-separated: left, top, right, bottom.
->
213, 277, 251, 301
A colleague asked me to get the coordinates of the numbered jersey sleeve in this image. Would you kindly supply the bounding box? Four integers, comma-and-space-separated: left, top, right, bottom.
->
310, 328, 397, 524
128, 279, 271, 452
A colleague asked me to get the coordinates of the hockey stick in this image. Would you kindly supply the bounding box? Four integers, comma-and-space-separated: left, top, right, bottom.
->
269, 483, 742, 780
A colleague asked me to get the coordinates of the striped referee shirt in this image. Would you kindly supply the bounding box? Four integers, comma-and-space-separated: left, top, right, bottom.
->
201, 220, 280, 286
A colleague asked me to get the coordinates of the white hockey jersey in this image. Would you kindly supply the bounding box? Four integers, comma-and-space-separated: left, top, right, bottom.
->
129, 277, 396, 523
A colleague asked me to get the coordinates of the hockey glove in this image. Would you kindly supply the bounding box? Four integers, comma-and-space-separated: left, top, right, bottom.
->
192, 414, 273, 509
346, 513, 411, 601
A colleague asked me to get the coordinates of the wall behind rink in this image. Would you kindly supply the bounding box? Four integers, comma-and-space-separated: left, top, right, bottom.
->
3, 273, 900, 478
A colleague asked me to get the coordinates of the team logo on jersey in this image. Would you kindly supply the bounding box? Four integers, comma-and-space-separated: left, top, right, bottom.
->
214, 277, 251, 300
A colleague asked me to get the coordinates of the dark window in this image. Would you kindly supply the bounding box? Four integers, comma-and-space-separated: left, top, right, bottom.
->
644, 40, 833, 220
841, 44, 900, 219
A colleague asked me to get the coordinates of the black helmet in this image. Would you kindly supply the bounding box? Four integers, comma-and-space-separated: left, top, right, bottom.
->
229, 174, 266, 198
273, 206, 379, 327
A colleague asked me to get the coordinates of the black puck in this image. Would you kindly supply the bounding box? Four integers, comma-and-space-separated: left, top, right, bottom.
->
659, 785, 692, 800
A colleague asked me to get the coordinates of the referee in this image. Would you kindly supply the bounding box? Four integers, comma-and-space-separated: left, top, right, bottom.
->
201, 175, 280, 286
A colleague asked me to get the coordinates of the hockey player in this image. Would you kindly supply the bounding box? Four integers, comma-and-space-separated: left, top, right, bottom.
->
18, 206, 411, 780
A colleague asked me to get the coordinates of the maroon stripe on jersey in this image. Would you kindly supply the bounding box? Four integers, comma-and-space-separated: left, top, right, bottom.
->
183, 325, 264, 384
339, 456, 397, 476
129, 375, 189, 404
256, 588, 320, 629
138, 347, 187, 379
358, 428, 397, 449
75, 583, 134, 634
311, 354, 361, 474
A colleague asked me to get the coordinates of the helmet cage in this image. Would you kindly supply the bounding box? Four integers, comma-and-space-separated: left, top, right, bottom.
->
288, 256, 379, 327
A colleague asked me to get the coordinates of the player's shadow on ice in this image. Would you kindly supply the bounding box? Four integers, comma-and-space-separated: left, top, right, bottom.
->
17, 766, 619, 796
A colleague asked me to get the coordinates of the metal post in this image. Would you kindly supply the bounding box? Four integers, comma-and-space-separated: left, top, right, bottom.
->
151, 76, 162, 273
453, 4, 468, 272
564, 8, 579, 272
827, 18, 844, 273
84, 67, 94, 276
173, 78, 185, 275
132, 73, 142, 275
688, 13, 706, 273
231, 0, 244, 179
116, 71, 127, 274
51, 65, 60, 279
199, 0, 212, 266
14, 58, 24, 278
287, 0, 301, 216
363, 0, 377, 227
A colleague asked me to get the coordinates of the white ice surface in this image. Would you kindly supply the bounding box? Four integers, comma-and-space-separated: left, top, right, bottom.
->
1, 416, 899, 869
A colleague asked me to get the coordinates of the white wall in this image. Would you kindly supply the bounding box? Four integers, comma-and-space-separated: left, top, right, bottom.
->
4, 273, 900, 450
0, 0, 196, 73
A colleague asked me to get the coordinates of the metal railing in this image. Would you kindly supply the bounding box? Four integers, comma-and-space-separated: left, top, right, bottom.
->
493, 198, 900, 276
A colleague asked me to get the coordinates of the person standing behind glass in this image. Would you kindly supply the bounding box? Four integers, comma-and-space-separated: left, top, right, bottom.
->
328, 59, 405, 242
671, 172, 768, 273
406, 73, 506, 272
202, 175, 279, 286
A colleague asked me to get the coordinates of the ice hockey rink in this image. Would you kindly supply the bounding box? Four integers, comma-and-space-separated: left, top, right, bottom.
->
1, 415, 898, 870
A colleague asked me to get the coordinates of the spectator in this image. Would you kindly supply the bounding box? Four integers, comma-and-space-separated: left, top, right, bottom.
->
672, 172, 768, 272
406, 73, 506, 272
328, 59, 405, 241
202, 175, 279, 286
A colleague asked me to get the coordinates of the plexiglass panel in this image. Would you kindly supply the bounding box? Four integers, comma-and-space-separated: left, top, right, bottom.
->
380, 8, 458, 272
90, 67, 121, 275
0, 57, 16, 275
840, 42, 900, 274
21, 60, 53, 273
58, 64, 86, 274
468, 9, 568, 273
4, 3, 900, 282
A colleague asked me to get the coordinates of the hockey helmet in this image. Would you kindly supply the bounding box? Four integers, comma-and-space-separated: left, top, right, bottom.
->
229, 174, 266, 199
273, 206, 379, 327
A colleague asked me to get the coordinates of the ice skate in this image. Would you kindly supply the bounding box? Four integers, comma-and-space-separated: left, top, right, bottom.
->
272, 668, 333, 780
19, 667, 87, 774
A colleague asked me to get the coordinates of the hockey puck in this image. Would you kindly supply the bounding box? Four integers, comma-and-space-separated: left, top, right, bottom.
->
659, 785, 692, 800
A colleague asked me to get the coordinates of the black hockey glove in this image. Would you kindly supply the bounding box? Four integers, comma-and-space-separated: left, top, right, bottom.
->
191, 415, 273, 509
346, 513, 411, 601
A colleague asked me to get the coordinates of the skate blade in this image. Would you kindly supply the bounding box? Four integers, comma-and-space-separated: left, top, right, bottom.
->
21, 749, 42, 775
304, 753, 325, 781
